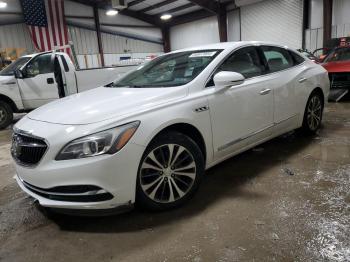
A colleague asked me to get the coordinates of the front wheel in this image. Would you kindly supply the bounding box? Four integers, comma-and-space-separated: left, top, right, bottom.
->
0, 101, 13, 130
136, 131, 204, 211
301, 92, 324, 135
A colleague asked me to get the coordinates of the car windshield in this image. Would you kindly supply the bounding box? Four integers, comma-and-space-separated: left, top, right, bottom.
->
324, 48, 350, 62
0, 57, 31, 76
109, 49, 222, 88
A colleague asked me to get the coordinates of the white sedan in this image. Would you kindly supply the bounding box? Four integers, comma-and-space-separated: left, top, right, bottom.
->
12, 41, 329, 212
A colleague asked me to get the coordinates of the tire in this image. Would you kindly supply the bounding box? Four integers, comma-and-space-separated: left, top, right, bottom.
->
136, 131, 205, 211
301, 91, 324, 135
0, 101, 13, 130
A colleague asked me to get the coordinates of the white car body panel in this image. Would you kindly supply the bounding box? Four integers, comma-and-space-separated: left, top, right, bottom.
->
12, 41, 330, 210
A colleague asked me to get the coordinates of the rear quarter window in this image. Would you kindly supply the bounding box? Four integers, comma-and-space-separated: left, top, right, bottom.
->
261, 46, 294, 73
289, 51, 305, 65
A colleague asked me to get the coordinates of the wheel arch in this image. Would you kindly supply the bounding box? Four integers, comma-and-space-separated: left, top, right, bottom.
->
147, 122, 207, 165
0, 94, 18, 112
310, 87, 325, 105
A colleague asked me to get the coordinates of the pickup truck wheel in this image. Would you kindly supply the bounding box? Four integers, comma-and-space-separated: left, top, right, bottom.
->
0, 101, 13, 130
301, 91, 323, 135
136, 131, 204, 211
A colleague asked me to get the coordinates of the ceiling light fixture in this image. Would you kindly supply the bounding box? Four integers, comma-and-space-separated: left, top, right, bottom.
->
106, 9, 119, 16
160, 14, 172, 20
0, 1, 7, 8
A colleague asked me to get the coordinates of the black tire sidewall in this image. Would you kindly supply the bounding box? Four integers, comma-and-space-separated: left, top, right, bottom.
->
0, 101, 13, 130
302, 92, 323, 135
136, 131, 205, 211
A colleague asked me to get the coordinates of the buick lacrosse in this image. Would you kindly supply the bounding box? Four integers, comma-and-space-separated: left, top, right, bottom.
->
12, 42, 329, 212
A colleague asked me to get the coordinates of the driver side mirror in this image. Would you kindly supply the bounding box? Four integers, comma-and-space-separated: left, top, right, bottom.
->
14, 69, 25, 79
213, 71, 245, 90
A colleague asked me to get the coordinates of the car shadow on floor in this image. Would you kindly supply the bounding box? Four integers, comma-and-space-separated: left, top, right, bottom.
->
41, 130, 324, 234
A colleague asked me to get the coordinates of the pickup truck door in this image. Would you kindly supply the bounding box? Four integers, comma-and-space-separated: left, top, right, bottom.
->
17, 53, 59, 109
56, 55, 77, 95
208, 46, 274, 159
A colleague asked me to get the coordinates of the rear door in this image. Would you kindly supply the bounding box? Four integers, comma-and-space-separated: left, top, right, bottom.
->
208, 46, 274, 158
259, 46, 302, 124
17, 53, 58, 109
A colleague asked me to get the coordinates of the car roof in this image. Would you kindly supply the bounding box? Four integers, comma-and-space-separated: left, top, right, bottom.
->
172, 41, 292, 53
21, 51, 66, 58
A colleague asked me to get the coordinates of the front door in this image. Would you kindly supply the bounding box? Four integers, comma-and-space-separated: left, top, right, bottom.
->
208, 46, 274, 158
56, 55, 77, 96
17, 53, 59, 109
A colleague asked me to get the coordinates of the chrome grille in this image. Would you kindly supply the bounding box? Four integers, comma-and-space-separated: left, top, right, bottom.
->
329, 73, 350, 89
11, 131, 48, 166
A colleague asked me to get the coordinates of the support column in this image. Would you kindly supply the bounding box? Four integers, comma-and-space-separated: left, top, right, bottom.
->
162, 27, 171, 53
323, 0, 333, 48
302, 0, 310, 49
218, 6, 227, 42
93, 5, 105, 67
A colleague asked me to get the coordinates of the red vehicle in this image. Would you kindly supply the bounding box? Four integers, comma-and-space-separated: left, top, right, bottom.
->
321, 47, 350, 101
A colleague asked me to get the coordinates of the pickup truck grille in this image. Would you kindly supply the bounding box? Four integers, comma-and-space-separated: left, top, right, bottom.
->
329, 73, 350, 89
11, 131, 48, 166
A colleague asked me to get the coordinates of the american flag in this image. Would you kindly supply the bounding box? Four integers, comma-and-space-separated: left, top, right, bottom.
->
20, 0, 71, 55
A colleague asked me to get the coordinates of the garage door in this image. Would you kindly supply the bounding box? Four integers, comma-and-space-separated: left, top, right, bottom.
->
240, 0, 303, 49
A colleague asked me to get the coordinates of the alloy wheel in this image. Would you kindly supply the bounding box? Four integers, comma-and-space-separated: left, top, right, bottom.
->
307, 96, 322, 131
139, 144, 197, 203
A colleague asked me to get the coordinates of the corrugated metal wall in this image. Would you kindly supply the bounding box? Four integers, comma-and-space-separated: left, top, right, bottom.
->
68, 26, 162, 68
101, 32, 162, 54
304, 24, 350, 52
240, 0, 303, 49
170, 16, 219, 50
0, 23, 35, 53
68, 26, 99, 55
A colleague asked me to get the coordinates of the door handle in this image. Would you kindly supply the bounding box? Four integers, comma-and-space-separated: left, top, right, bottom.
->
47, 78, 54, 84
260, 88, 271, 95
298, 77, 307, 83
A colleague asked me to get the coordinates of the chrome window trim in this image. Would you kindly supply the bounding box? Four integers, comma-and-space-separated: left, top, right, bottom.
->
205, 44, 306, 88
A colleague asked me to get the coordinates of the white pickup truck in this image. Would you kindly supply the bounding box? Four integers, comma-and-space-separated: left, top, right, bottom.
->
0, 51, 137, 129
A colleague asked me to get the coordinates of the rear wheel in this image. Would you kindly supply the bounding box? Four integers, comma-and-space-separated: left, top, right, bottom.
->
0, 101, 13, 130
301, 91, 323, 135
136, 131, 204, 211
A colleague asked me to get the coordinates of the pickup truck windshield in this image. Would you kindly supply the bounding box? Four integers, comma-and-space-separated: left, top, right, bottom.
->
109, 49, 222, 88
324, 48, 350, 62
0, 57, 31, 76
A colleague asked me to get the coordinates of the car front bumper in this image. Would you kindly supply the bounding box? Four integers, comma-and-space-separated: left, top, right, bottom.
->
13, 117, 146, 210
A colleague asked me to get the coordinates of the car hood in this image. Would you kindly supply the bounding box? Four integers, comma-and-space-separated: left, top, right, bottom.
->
0, 75, 15, 85
27, 86, 187, 125
322, 60, 350, 73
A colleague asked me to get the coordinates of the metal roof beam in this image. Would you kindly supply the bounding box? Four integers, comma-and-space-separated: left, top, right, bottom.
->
187, 0, 220, 14
139, 0, 177, 13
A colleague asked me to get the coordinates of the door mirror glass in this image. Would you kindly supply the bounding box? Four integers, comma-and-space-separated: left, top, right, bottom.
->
214, 71, 245, 89
14, 69, 24, 79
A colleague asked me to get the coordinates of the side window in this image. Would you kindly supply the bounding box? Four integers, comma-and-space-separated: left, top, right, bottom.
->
261, 46, 293, 73
25, 53, 53, 77
289, 51, 305, 65
206, 47, 264, 87
217, 47, 264, 79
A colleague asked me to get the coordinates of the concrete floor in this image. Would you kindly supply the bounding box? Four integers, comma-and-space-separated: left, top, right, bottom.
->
0, 104, 349, 262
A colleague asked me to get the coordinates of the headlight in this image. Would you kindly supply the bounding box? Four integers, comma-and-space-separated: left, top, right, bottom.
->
56, 121, 140, 160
